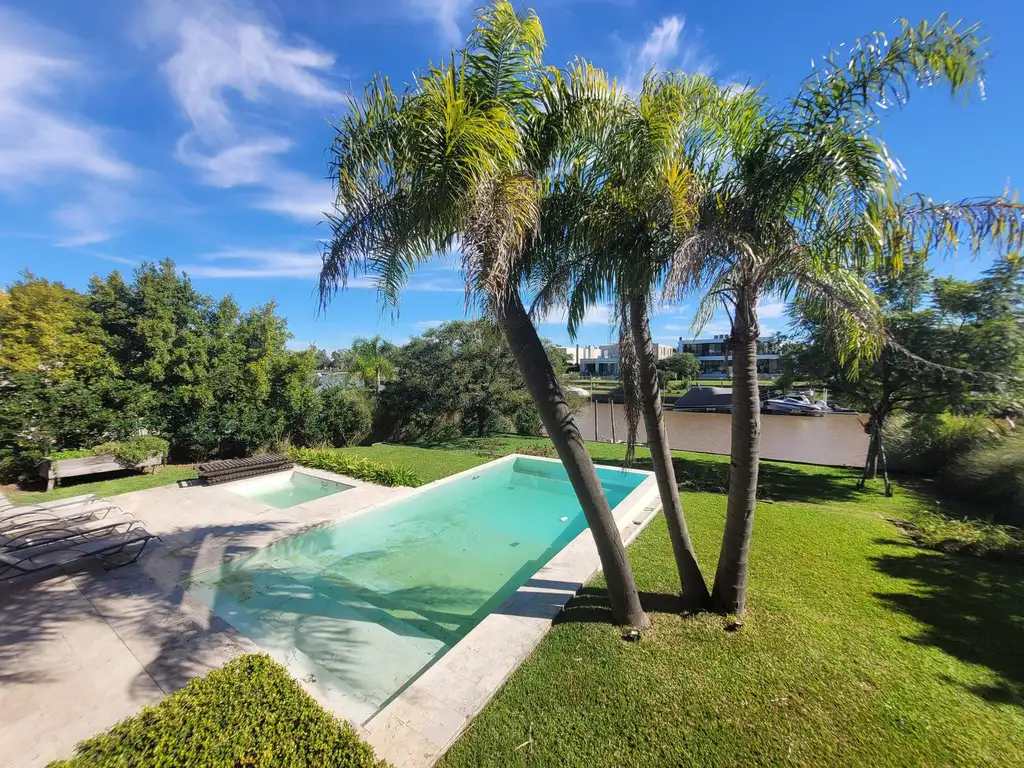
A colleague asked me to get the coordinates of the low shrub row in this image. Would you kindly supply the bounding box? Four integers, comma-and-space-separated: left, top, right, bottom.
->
49, 437, 169, 465
288, 447, 422, 487
885, 413, 1023, 525
48, 654, 388, 768
946, 433, 1024, 526
895, 507, 1024, 563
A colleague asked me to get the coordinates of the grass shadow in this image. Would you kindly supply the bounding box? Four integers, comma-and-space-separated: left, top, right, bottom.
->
554, 586, 686, 626
403, 436, 864, 504
872, 541, 1024, 705
602, 454, 863, 504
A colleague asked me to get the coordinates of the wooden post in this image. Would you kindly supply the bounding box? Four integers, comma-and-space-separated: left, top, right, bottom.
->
609, 396, 616, 443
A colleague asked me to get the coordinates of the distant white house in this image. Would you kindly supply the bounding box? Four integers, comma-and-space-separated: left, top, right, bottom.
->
558, 345, 602, 367
676, 334, 782, 376
576, 342, 675, 377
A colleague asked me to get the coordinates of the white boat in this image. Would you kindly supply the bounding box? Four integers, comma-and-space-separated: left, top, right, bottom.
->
763, 395, 829, 417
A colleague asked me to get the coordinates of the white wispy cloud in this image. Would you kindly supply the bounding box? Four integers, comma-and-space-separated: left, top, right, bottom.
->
181, 248, 465, 290
144, 0, 344, 140
0, 9, 135, 245
539, 304, 615, 330
413, 319, 445, 329
623, 15, 715, 92
757, 298, 788, 320
184, 249, 323, 278
401, 0, 474, 45
143, 0, 342, 221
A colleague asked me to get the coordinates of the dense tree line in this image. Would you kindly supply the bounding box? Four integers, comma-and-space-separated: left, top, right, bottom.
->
783, 260, 1024, 489
375, 319, 579, 442
0, 261, 367, 480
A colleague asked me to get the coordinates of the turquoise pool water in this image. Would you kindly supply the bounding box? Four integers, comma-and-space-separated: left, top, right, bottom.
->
227, 471, 353, 509
188, 457, 647, 722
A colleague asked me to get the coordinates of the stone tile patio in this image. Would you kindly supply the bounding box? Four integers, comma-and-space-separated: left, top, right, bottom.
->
0, 459, 660, 768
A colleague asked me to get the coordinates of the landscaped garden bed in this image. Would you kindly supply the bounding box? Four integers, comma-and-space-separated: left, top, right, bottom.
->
48, 654, 388, 768
38, 438, 169, 491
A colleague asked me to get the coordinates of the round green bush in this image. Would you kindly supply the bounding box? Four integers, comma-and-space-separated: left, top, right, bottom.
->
48, 654, 388, 768
321, 387, 374, 447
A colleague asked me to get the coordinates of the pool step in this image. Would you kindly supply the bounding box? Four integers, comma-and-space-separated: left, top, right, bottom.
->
188, 565, 448, 724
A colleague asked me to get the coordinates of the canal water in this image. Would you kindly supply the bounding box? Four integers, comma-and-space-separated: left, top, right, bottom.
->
576, 402, 869, 467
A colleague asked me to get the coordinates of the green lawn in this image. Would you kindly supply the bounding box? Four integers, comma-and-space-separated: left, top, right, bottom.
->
336, 439, 1024, 767
13, 436, 1024, 765
440, 485, 1024, 766
8, 465, 198, 504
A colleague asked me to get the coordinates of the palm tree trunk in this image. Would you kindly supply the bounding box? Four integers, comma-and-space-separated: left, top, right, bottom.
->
711, 293, 760, 616
863, 429, 879, 480
629, 297, 709, 609
496, 291, 649, 628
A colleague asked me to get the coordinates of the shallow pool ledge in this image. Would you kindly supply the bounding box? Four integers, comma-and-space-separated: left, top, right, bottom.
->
361, 454, 661, 768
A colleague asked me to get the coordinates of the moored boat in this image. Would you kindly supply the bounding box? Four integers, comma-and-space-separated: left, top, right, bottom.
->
763, 395, 829, 416
672, 386, 733, 413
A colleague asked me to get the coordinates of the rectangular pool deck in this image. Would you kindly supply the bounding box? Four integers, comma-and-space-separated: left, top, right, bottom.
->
0, 456, 660, 768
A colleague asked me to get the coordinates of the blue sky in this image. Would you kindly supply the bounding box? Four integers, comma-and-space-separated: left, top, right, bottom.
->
1, 0, 1021, 351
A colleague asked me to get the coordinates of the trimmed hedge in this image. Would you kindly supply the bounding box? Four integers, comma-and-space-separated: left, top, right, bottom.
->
288, 447, 421, 487
48, 654, 388, 768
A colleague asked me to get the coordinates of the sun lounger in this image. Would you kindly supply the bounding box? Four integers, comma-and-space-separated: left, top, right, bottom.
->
0, 502, 121, 532
0, 527, 158, 582
0, 514, 143, 552
0, 493, 98, 513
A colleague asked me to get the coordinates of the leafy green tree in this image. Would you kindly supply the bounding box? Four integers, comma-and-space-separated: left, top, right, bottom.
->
788, 259, 1024, 490
0, 273, 116, 382
377, 320, 562, 441
320, 387, 374, 447
318, 1, 648, 625
348, 336, 397, 391
658, 353, 702, 387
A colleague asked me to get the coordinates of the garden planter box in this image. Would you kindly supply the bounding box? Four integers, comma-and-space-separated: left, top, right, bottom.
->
39, 454, 164, 491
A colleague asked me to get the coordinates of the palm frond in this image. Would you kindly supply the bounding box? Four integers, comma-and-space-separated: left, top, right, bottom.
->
792, 14, 987, 135
883, 192, 1024, 260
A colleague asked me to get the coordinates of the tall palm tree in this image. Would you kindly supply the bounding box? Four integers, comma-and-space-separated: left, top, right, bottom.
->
530, 72, 724, 608
350, 335, 396, 390
318, 2, 649, 626
674, 16, 1018, 615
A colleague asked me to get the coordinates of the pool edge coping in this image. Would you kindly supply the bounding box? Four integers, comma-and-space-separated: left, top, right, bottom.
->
358, 453, 662, 768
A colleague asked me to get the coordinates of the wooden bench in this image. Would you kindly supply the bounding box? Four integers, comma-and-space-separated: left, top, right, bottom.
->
196, 454, 293, 485
38, 455, 164, 492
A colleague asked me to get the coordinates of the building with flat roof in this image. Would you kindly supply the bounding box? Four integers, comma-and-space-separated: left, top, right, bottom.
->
677, 334, 782, 377
578, 342, 676, 377
558, 344, 602, 367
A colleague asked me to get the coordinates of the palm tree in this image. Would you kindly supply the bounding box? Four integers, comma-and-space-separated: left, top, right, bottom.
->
530, 72, 722, 608
350, 335, 396, 390
673, 16, 1017, 616
318, 2, 649, 626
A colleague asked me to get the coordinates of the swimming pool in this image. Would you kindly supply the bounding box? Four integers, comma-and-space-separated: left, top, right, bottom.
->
187, 455, 650, 723
225, 470, 353, 509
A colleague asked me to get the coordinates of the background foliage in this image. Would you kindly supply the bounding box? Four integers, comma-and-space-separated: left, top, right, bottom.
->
0, 263, 370, 480
373, 319, 580, 443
